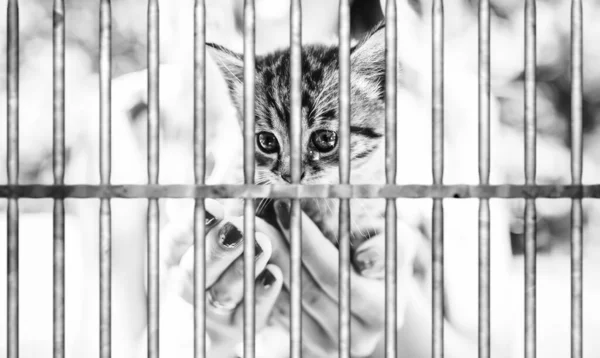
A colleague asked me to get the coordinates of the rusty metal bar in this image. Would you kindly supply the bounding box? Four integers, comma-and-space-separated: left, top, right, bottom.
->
243, 1, 256, 357
431, 0, 444, 356
193, 0, 207, 357
524, 1, 537, 357
0, 184, 599, 199
385, 0, 397, 356
6, 1, 19, 357
147, 0, 160, 357
338, 0, 351, 357
478, 1, 491, 357
53, 1, 66, 357
570, 1, 583, 357
289, 0, 303, 356
99, 1, 112, 357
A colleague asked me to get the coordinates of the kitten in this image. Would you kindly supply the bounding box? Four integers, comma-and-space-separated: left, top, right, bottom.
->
208, 21, 517, 356
208, 22, 391, 248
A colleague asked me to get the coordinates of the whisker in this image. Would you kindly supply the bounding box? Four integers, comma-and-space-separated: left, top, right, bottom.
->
256, 198, 272, 216
255, 198, 265, 215
353, 200, 370, 239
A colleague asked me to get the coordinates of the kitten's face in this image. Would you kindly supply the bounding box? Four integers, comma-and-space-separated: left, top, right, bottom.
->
209, 23, 387, 185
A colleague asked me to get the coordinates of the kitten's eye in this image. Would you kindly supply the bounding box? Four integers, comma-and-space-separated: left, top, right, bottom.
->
311, 130, 338, 153
256, 132, 279, 154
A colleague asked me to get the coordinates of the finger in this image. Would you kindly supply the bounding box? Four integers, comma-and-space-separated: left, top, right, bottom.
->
265, 289, 338, 357
272, 200, 338, 290
205, 233, 272, 310
253, 316, 334, 358
255, 265, 283, 329
292, 266, 383, 355
354, 221, 419, 279
178, 217, 244, 287
232, 264, 283, 330
162, 198, 223, 268
300, 311, 337, 358
273, 200, 382, 316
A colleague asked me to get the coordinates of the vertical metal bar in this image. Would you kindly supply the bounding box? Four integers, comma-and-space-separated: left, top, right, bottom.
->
338, 0, 351, 357
242, 1, 256, 357
147, 1, 160, 357
6, 1, 19, 357
524, 1, 537, 358
193, 0, 207, 357
570, 1, 583, 357
478, 1, 491, 357
53, 1, 66, 357
99, 1, 112, 357
289, 0, 303, 357
385, 0, 397, 356
431, 1, 444, 357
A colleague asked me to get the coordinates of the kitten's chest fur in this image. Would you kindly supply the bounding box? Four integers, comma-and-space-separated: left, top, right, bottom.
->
300, 197, 386, 248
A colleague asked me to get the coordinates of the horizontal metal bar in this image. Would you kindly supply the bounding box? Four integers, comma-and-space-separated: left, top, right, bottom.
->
1, 184, 599, 199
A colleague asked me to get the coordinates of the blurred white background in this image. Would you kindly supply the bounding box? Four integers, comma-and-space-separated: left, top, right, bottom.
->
0, 0, 599, 357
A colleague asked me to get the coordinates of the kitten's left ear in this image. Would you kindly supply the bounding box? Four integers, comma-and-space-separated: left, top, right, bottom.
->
207, 43, 244, 96
350, 22, 386, 82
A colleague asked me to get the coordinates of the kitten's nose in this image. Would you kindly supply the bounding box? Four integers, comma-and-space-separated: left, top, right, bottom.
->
281, 174, 292, 183
281, 172, 304, 183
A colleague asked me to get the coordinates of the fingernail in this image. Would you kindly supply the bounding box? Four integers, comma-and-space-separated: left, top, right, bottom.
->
205, 211, 216, 227
257, 268, 277, 289
254, 241, 263, 258
355, 249, 383, 275
219, 223, 243, 249
274, 200, 290, 230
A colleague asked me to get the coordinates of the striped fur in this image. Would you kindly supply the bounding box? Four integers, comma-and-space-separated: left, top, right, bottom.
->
208, 22, 387, 186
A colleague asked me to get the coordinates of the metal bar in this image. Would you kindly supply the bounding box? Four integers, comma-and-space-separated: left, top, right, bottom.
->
385, 0, 397, 356
243, 1, 256, 357
147, 1, 160, 357
99, 1, 112, 357
53, 1, 66, 357
193, 0, 207, 357
289, 0, 303, 357
0, 184, 598, 199
6, 1, 19, 357
524, 1, 537, 358
431, 0, 444, 357
338, 0, 351, 357
570, 1, 583, 357
478, 1, 491, 357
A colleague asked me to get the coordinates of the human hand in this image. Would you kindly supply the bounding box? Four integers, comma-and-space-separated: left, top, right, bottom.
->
257, 200, 408, 358
161, 199, 284, 356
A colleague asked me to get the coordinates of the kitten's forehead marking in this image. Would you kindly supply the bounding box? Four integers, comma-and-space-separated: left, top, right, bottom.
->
255, 47, 340, 134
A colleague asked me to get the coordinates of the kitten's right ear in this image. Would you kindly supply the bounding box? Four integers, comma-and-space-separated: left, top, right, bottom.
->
207, 43, 244, 96
350, 22, 386, 86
